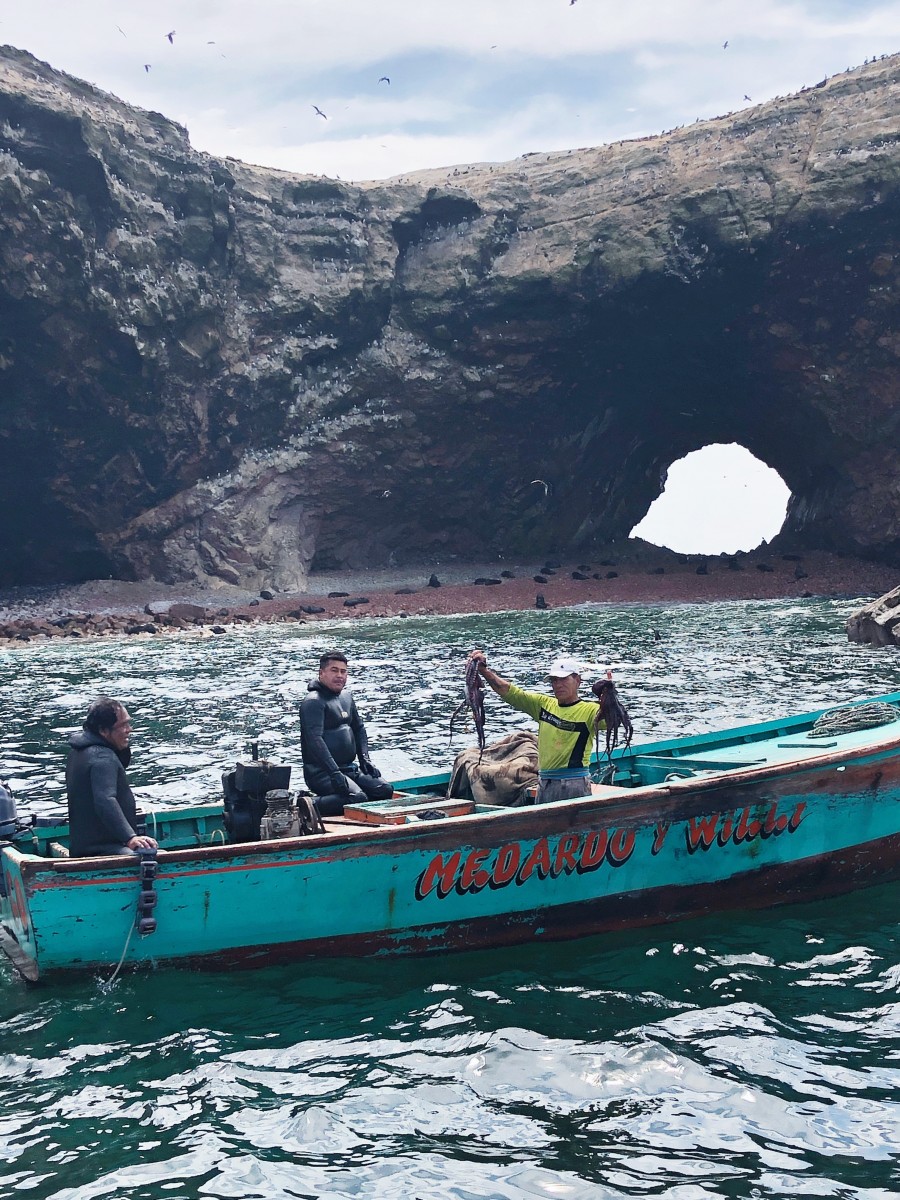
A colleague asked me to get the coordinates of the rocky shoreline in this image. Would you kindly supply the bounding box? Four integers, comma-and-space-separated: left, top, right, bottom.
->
0, 544, 896, 647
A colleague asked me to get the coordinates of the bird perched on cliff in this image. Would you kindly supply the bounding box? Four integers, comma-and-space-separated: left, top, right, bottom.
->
312, 105, 328, 119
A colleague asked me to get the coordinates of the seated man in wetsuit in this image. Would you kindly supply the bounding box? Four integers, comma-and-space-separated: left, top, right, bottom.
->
66, 696, 159, 856
299, 651, 393, 816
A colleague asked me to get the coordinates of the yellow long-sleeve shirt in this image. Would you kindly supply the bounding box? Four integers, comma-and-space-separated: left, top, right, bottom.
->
502, 684, 603, 774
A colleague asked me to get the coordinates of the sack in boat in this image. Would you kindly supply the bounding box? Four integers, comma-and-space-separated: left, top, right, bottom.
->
448, 730, 538, 807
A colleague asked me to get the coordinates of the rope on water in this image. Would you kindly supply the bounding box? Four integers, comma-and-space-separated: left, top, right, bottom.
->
808, 701, 900, 737
99, 918, 135, 993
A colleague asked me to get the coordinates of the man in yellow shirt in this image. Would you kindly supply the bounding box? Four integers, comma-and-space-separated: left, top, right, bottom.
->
468, 651, 604, 804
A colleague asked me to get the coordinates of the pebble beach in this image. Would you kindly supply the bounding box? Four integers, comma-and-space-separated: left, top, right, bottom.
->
0, 542, 897, 645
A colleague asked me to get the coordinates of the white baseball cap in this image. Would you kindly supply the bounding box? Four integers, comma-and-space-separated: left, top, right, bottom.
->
547, 656, 581, 678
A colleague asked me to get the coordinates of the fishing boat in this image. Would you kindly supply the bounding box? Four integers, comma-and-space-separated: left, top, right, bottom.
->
2, 691, 900, 982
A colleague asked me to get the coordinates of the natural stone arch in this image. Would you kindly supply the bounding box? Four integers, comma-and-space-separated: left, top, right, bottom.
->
2, 46, 900, 587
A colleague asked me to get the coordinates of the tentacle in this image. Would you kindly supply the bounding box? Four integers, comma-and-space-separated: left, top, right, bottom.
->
449, 697, 469, 738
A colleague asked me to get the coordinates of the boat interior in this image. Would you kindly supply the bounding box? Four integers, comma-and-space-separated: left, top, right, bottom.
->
8, 696, 899, 861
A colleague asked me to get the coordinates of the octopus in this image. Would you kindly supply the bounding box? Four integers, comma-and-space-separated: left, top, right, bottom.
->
591, 672, 634, 759
450, 656, 487, 757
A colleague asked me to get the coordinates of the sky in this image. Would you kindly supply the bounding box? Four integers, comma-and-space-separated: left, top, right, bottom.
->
3, 0, 898, 552
631, 444, 790, 555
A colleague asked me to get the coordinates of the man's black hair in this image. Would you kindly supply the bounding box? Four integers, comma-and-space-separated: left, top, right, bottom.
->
84, 696, 125, 735
319, 651, 348, 669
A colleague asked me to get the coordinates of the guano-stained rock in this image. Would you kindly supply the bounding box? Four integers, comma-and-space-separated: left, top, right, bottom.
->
4, 46, 900, 588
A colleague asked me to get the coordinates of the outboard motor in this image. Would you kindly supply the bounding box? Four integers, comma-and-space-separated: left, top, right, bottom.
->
221, 742, 292, 843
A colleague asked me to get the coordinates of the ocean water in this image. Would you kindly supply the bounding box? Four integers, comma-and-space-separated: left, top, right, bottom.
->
1, 597, 899, 1198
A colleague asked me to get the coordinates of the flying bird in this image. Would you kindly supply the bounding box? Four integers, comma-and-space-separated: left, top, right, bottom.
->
166, 30, 175, 43
312, 105, 328, 119
144, 63, 151, 72
378, 76, 390, 84
530, 479, 551, 497
116, 25, 127, 37
744, 93, 752, 100
723, 40, 728, 48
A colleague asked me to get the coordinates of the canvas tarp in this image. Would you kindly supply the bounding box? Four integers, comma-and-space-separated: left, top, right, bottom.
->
448, 730, 538, 807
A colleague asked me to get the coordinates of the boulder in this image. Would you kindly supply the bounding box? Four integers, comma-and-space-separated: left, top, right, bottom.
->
168, 603, 209, 622
145, 602, 172, 616
847, 587, 900, 646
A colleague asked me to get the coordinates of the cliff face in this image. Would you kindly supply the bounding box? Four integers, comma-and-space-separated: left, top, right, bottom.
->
3, 46, 900, 589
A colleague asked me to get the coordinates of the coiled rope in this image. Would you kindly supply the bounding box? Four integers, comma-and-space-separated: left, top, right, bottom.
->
808, 702, 900, 737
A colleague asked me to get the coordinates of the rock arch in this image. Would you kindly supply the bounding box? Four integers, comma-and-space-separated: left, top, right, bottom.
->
2, 46, 900, 586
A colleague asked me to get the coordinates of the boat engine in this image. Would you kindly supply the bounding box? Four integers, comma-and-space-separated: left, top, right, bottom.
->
258, 789, 326, 840
259, 789, 299, 839
221, 748, 292, 844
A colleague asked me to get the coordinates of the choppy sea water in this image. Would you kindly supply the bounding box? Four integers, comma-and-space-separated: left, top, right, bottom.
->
1, 597, 899, 1198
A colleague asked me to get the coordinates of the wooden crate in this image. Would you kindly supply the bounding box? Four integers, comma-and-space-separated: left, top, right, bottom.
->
343, 795, 474, 825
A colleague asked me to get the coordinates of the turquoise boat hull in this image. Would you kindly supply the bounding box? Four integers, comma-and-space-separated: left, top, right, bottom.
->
3, 693, 900, 981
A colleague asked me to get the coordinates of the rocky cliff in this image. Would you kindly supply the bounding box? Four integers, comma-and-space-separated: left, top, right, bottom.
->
3, 45, 900, 589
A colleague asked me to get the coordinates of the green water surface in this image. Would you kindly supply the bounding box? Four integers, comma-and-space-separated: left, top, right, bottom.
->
1, 597, 898, 1198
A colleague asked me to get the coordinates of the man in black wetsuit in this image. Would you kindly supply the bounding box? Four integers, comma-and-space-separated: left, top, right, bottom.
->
66, 696, 158, 857
299, 651, 393, 816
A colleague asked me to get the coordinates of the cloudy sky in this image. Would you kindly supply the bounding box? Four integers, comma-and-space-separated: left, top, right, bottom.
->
3, 0, 898, 551
6, 0, 900, 182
